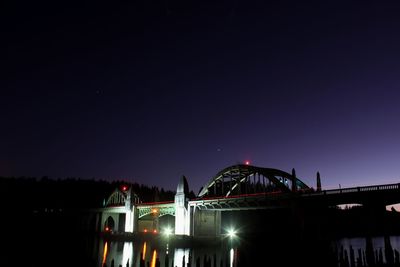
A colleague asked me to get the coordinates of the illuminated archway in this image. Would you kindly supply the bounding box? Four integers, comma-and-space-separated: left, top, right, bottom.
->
104, 216, 115, 231
105, 187, 140, 207
198, 164, 309, 198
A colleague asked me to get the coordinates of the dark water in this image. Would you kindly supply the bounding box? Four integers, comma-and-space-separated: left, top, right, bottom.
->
90, 236, 400, 267
4, 208, 400, 267
4, 226, 400, 267
94, 235, 400, 267
97, 238, 225, 267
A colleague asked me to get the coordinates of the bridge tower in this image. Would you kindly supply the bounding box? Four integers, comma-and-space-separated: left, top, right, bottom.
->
124, 187, 137, 232
98, 186, 139, 233
175, 176, 190, 235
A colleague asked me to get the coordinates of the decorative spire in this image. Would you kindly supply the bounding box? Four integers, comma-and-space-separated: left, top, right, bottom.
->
292, 168, 297, 192
176, 175, 189, 195
317, 172, 321, 192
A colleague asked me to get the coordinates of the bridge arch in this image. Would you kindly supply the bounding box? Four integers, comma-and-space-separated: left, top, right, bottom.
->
198, 164, 309, 198
104, 187, 140, 207
138, 205, 175, 219
105, 189, 126, 207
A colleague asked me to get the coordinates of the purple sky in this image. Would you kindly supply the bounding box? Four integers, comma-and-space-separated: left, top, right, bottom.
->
2, 1, 400, 193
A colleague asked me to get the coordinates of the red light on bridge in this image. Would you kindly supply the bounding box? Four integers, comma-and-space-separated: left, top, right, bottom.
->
105, 227, 109, 231
245, 161, 250, 165
122, 186, 128, 191
153, 229, 157, 234
144, 229, 148, 233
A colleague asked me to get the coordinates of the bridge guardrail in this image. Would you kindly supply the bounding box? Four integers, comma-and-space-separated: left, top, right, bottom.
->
194, 183, 400, 202
133, 183, 400, 207
193, 191, 285, 202
311, 183, 400, 196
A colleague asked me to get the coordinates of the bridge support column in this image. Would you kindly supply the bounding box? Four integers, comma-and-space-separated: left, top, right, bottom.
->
125, 207, 138, 233
133, 206, 138, 232
175, 176, 190, 235
193, 210, 221, 237
124, 187, 136, 233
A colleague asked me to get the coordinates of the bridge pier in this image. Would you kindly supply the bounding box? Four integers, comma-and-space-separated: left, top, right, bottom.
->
124, 209, 135, 232
175, 176, 190, 235
192, 209, 221, 237
364, 202, 387, 236
124, 187, 138, 232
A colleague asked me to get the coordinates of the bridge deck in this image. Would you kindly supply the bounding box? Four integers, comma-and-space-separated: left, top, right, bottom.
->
97, 182, 400, 213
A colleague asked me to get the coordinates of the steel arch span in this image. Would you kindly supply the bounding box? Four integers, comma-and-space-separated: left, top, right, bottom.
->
198, 164, 310, 198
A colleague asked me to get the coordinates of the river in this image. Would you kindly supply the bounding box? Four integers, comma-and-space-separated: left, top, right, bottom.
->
93, 235, 400, 267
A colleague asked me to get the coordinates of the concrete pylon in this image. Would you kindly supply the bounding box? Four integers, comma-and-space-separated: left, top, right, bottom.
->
175, 175, 190, 235
124, 186, 136, 233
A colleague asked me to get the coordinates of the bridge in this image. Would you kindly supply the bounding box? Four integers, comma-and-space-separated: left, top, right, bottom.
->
93, 164, 400, 238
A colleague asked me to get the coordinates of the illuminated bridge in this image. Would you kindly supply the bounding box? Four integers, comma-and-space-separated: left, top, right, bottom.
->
94, 164, 400, 238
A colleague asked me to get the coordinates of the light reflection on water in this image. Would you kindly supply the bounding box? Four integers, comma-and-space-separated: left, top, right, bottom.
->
150, 249, 157, 267
337, 236, 400, 252
142, 242, 146, 260
173, 248, 189, 267
229, 248, 234, 267
335, 236, 400, 265
122, 242, 132, 267
96, 236, 400, 267
97, 239, 234, 267
102, 242, 108, 266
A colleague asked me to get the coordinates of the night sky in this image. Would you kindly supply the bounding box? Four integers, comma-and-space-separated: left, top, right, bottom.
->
2, 1, 400, 193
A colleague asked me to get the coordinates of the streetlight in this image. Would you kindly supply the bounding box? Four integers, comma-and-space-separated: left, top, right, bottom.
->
227, 228, 237, 239
163, 226, 173, 237
225, 228, 237, 267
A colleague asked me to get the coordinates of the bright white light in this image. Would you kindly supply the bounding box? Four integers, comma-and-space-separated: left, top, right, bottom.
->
227, 228, 237, 238
163, 227, 173, 237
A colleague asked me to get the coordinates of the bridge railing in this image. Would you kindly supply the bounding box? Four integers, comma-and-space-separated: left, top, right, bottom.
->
192, 191, 285, 202
308, 183, 400, 196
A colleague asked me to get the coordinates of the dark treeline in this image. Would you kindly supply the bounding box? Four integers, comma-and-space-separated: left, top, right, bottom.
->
0, 176, 185, 212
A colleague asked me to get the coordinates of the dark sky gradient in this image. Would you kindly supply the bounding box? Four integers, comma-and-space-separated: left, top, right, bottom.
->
2, 1, 400, 193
